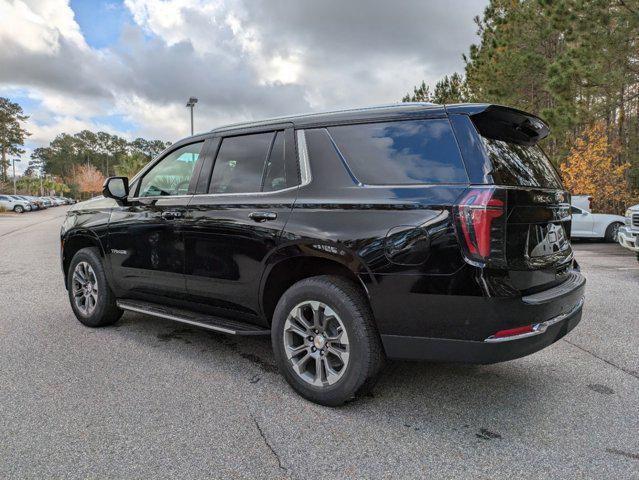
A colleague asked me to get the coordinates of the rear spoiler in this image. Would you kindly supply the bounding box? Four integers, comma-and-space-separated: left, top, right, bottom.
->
448, 104, 550, 146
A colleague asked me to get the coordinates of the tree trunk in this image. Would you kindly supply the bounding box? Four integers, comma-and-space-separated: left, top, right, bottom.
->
1, 146, 7, 181
618, 83, 625, 165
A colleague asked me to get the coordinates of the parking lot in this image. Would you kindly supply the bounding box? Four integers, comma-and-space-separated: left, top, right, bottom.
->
1, 207, 637, 479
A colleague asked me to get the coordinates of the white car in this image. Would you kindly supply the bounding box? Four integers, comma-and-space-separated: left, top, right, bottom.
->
0, 194, 32, 213
570, 206, 625, 242
618, 204, 639, 258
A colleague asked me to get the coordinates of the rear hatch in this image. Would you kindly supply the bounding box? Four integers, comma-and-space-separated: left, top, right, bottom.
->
455, 106, 573, 292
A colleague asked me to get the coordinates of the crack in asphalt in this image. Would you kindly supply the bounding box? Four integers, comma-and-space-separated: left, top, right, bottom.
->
606, 448, 639, 461
562, 338, 639, 380
251, 414, 289, 477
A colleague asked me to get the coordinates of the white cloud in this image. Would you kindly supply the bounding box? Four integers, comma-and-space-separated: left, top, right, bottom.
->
0, 0, 87, 53
0, 0, 485, 168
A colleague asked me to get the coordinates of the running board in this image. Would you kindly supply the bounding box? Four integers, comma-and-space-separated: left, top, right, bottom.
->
116, 300, 270, 336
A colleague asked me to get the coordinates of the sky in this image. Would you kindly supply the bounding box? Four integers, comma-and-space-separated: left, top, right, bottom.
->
0, 0, 487, 174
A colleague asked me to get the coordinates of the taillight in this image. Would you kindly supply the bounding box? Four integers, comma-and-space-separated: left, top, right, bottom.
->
456, 187, 507, 266
493, 325, 534, 338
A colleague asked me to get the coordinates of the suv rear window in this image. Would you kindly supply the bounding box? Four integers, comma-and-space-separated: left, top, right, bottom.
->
327, 119, 468, 185
479, 137, 562, 189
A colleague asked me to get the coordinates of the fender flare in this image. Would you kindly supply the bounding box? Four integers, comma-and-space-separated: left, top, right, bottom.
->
258, 240, 376, 317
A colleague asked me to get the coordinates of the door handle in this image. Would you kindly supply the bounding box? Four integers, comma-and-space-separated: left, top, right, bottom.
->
161, 210, 184, 220
249, 211, 277, 222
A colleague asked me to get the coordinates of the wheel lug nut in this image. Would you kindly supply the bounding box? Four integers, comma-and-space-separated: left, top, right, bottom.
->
311, 347, 316, 352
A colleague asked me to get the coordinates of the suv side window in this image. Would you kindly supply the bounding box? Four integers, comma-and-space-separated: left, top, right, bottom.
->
571, 206, 583, 214
138, 142, 203, 197
209, 131, 296, 194
327, 119, 468, 185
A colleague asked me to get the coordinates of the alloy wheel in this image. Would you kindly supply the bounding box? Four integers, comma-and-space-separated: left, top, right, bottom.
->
283, 300, 350, 387
71, 261, 99, 316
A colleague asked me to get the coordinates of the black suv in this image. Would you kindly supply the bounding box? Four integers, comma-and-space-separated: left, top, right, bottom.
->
61, 103, 585, 406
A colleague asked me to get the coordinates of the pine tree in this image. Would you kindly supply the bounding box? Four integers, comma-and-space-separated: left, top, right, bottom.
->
0, 97, 30, 181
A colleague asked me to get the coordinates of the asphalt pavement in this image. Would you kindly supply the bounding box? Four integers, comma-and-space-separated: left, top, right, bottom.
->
0, 207, 637, 479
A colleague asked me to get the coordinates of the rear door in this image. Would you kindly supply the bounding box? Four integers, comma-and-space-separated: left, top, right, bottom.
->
182, 126, 299, 324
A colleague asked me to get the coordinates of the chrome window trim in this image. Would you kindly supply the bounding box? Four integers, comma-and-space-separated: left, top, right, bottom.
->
190, 184, 300, 199
296, 129, 312, 187
127, 194, 193, 201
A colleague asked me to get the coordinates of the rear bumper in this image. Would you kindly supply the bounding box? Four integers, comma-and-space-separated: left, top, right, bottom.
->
381, 296, 583, 363
618, 227, 639, 252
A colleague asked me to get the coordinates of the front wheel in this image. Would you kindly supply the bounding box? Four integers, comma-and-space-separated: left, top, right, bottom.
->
13, 205, 24, 213
271, 275, 384, 406
67, 247, 122, 327
605, 222, 623, 243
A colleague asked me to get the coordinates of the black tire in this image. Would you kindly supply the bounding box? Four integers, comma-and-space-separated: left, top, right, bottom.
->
271, 275, 385, 406
67, 247, 122, 327
604, 222, 623, 242
13, 205, 24, 214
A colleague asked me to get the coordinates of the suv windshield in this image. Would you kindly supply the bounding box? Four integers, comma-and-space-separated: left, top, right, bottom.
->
479, 136, 562, 189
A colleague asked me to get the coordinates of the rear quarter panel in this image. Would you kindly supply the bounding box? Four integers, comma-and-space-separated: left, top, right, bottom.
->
279, 127, 475, 338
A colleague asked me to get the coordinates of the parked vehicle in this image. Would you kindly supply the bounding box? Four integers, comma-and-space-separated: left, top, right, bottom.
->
60, 103, 585, 406
45, 196, 64, 206
618, 204, 639, 260
39, 197, 52, 208
13, 195, 39, 211
25, 196, 46, 209
0, 194, 31, 213
570, 205, 625, 242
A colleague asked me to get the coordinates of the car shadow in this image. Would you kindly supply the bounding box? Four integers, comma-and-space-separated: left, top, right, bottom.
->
111, 311, 549, 427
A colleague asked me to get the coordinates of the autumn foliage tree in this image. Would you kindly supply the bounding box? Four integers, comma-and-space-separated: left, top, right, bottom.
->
72, 164, 105, 198
560, 123, 636, 214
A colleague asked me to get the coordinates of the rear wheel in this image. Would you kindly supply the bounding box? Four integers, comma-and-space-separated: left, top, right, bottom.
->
605, 222, 623, 242
271, 275, 384, 406
13, 205, 24, 213
67, 247, 122, 327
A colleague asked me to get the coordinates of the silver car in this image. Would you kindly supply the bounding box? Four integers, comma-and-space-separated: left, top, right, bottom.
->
0, 194, 32, 213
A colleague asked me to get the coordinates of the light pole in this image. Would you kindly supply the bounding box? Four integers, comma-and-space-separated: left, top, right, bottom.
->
12, 157, 20, 195
186, 97, 198, 136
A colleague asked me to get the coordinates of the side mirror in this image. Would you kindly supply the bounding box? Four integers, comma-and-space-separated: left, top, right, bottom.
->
103, 177, 129, 203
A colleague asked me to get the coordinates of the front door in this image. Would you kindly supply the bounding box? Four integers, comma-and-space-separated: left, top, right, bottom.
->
182, 127, 299, 324
108, 140, 207, 302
